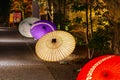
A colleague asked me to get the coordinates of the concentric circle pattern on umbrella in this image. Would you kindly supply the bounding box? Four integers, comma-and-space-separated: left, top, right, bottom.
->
35, 31, 76, 62
76, 55, 120, 80
30, 20, 57, 39
18, 17, 40, 37
31, 20, 57, 30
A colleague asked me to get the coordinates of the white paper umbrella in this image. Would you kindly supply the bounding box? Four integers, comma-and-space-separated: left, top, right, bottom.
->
18, 17, 40, 38
35, 30, 76, 62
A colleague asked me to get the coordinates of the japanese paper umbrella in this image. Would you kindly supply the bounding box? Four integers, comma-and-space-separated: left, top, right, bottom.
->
30, 20, 57, 40
32, 20, 57, 29
76, 55, 120, 80
18, 17, 40, 38
35, 30, 76, 62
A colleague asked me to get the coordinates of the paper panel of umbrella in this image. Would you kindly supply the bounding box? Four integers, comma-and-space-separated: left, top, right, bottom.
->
35, 30, 76, 62
18, 17, 40, 38
76, 55, 120, 80
30, 20, 57, 39
18, 18, 76, 62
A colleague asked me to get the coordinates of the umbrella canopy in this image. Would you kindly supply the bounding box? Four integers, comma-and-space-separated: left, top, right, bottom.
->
31, 20, 57, 29
35, 30, 76, 62
76, 55, 120, 80
30, 20, 57, 40
18, 17, 40, 38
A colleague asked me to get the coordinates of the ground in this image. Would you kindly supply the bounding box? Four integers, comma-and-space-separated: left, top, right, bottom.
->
42, 45, 90, 80
43, 45, 114, 80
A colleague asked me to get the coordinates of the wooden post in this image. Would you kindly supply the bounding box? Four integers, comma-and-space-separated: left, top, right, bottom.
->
32, 0, 40, 19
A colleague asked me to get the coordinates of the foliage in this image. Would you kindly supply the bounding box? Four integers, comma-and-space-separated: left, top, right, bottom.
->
71, 4, 86, 12
73, 17, 83, 23
88, 26, 114, 53
70, 0, 113, 50
54, 12, 70, 30
71, 31, 86, 46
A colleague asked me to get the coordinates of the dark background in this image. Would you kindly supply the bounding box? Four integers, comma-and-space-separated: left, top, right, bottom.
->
0, 0, 10, 25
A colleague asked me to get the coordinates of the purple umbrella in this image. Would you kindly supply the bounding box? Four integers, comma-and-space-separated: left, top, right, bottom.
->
33, 20, 57, 29
30, 20, 57, 39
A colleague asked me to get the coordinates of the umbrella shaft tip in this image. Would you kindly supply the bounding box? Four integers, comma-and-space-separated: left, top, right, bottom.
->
52, 38, 56, 43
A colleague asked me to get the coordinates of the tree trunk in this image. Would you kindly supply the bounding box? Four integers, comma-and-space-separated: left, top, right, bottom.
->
114, 23, 120, 55
85, 0, 91, 59
32, 0, 40, 18
89, 0, 94, 58
58, 0, 62, 26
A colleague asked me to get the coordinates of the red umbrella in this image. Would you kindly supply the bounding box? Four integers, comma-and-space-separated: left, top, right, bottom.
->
76, 55, 120, 80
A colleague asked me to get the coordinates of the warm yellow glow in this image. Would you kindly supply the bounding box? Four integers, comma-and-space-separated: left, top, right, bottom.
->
67, 0, 109, 33
9, 13, 14, 23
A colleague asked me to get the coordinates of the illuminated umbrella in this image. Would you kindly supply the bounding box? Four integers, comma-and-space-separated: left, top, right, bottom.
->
76, 55, 120, 80
31, 20, 57, 29
30, 20, 57, 39
18, 17, 40, 38
35, 30, 76, 62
